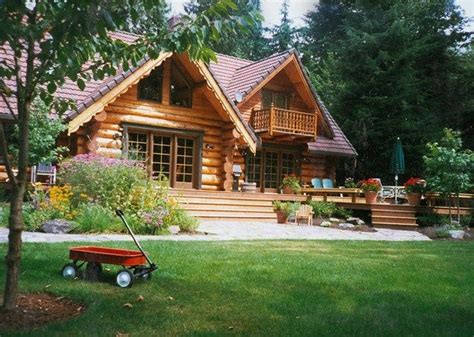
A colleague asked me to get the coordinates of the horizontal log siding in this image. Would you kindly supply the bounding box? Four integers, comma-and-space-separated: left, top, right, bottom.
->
86, 59, 227, 190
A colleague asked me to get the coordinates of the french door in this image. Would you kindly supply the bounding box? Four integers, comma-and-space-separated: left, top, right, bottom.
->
246, 148, 299, 192
127, 129, 199, 188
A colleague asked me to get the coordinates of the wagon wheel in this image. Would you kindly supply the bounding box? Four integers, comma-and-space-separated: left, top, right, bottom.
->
61, 263, 77, 279
85, 262, 102, 282
134, 266, 152, 281
116, 269, 134, 288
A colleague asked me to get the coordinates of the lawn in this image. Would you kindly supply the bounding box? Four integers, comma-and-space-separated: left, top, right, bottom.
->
0, 240, 473, 337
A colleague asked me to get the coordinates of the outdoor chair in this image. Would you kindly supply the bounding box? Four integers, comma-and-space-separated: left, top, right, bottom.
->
31, 163, 57, 185
311, 178, 323, 188
322, 179, 334, 189
295, 204, 314, 226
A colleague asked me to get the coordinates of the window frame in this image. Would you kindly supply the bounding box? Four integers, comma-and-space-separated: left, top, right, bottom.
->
137, 65, 164, 103
123, 124, 203, 189
169, 60, 193, 108
261, 89, 290, 109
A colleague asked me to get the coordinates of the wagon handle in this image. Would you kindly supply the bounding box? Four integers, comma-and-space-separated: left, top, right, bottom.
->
115, 209, 155, 268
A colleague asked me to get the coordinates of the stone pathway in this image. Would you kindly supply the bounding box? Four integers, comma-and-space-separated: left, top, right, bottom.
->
0, 221, 430, 243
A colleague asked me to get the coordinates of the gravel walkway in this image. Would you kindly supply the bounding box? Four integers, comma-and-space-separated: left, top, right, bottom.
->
0, 221, 430, 243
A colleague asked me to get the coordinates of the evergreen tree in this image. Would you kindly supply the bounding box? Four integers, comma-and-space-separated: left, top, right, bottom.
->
301, 0, 472, 182
269, 0, 298, 53
185, 0, 270, 60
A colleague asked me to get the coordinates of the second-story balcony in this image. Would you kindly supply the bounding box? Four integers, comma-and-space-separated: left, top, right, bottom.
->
250, 106, 317, 140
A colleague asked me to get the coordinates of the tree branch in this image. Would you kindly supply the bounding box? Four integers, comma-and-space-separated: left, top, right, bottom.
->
0, 122, 17, 185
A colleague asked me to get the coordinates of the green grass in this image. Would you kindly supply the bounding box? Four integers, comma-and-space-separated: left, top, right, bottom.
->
0, 240, 473, 336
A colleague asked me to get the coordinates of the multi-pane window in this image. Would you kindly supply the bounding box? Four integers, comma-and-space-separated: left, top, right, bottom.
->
138, 66, 163, 102
176, 138, 194, 183
264, 151, 279, 189
127, 130, 198, 187
128, 132, 148, 164
262, 90, 289, 109
281, 153, 296, 177
170, 62, 192, 107
152, 135, 172, 179
246, 149, 298, 191
246, 151, 262, 187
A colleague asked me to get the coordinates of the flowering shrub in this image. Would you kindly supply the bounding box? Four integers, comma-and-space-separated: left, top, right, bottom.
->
404, 177, 427, 194
139, 204, 169, 234
59, 154, 166, 213
358, 178, 382, 192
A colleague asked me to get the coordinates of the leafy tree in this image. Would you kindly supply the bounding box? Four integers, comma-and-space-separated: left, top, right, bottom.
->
423, 129, 474, 223
269, 0, 298, 53
301, 0, 472, 182
7, 99, 68, 166
122, 0, 170, 36
0, 0, 258, 310
184, 0, 269, 60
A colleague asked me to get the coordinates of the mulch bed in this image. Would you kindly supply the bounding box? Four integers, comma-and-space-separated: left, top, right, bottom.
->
0, 293, 85, 332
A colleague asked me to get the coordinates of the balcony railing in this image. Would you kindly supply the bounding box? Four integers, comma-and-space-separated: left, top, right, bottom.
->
250, 106, 317, 138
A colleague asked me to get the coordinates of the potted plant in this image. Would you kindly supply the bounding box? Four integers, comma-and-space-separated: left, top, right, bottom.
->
344, 177, 357, 188
272, 201, 291, 224
280, 174, 301, 194
358, 178, 382, 204
404, 177, 426, 206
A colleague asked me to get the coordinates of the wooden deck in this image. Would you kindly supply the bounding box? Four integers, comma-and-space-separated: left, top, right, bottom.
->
171, 189, 473, 229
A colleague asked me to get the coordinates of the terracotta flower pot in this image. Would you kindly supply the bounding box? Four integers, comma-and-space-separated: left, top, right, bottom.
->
282, 186, 294, 194
276, 211, 288, 224
364, 191, 378, 204
407, 192, 421, 206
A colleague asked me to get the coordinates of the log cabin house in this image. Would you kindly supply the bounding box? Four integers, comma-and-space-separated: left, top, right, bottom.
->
0, 31, 357, 195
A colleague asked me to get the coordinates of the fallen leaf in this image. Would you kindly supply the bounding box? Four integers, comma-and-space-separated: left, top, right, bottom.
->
228, 326, 234, 330
123, 303, 133, 309
167, 296, 174, 301
105, 268, 111, 272
44, 284, 51, 288
137, 295, 144, 302
115, 333, 129, 337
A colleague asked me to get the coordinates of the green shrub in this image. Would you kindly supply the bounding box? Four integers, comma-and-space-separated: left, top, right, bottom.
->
307, 201, 351, 219
0, 203, 9, 227
164, 206, 199, 233
417, 214, 450, 227
73, 204, 122, 233
22, 203, 55, 232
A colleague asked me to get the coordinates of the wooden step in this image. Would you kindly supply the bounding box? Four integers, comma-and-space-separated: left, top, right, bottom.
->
182, 204, 275, 213
372, 215, 417, 225
370, 204, 417, 211
372, 222, 418, 230
371, 209, 416, 217
176, 197, 272, 207
188, 211, 276, 220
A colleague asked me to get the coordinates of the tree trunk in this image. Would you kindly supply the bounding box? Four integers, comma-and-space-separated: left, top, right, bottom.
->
2, 183, 25, 309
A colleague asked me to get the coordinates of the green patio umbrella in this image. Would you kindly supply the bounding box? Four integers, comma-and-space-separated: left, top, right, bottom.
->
390, 137, 405, 203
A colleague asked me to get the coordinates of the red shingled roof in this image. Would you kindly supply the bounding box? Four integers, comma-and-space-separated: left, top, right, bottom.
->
1, 30, 356, 157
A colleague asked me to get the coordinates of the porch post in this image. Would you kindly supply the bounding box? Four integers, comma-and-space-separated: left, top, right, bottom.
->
269, 103, 274, 136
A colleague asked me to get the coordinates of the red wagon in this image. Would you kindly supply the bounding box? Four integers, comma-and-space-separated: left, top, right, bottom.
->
61, 210, 157, 288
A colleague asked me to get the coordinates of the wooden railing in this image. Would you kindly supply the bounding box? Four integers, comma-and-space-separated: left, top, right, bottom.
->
250, 105, 316, 138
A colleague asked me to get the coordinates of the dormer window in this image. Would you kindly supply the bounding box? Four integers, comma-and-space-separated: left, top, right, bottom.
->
170, 62, 193, 108
262, 89, 289, 109
138, 66, 163, 103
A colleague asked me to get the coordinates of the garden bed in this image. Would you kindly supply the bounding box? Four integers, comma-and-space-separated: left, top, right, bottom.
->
0, 293, 84, 332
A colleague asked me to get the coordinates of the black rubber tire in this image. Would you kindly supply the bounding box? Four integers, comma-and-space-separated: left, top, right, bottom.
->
116, 269, 134, 288
61, 263, 77, 279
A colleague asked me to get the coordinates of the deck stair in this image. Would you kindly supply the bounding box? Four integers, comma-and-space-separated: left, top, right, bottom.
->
170, 189, 305, 222
370, 204, 418, 229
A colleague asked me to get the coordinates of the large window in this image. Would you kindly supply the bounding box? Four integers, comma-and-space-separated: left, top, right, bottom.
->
170, 62, 193, 107
262, 90, 289, 109
138, 66, 163, 102
126, 127, 202, 188
246, 148, 299, 192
